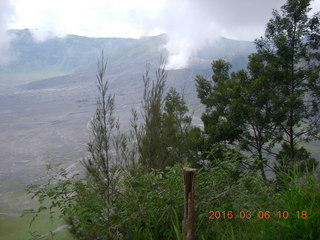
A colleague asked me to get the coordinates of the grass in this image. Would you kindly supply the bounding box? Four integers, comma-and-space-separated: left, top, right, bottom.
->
2, 163, 318, 239
0, 188, 72, 240
0, 212, 72, 240
1, 157, 319, 240
0, 190, 37, 213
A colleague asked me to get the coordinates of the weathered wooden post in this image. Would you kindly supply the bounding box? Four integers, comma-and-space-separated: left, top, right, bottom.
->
183, 168, 196, 240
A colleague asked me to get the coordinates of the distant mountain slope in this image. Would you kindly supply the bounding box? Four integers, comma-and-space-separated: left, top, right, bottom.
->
0, 29, 255, 86
0, 29, 138, 84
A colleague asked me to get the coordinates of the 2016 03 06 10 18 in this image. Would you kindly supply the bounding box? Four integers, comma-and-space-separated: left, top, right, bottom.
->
208, 210, 308, 220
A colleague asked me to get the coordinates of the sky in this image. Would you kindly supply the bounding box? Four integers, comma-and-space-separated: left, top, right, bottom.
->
1, 0, 320, 68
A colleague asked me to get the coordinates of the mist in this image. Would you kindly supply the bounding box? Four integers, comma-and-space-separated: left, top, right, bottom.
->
5, 0, 320, 69
153, 0, 287, 69
0, 0, 15, 65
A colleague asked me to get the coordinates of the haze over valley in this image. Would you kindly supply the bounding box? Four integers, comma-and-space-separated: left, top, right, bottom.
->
0, 29, 257, 212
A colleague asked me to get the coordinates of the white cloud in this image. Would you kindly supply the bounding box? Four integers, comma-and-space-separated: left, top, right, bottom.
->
0, 0, 15, 65
153, 0, 286, 69
310, 0, 320, 14
10, 0, 167, 39
6, 0, 319, 68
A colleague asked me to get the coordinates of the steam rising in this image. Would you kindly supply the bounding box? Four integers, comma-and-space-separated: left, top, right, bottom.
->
156, 0, 285, 69
159, 1, 222, 69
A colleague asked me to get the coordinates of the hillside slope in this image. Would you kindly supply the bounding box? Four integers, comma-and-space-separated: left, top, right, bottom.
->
0, 30, 256, 218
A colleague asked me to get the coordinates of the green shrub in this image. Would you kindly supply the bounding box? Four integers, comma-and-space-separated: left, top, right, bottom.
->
27, 159, 319, 239
272, 167, 320, 239
275, 143, 318, 182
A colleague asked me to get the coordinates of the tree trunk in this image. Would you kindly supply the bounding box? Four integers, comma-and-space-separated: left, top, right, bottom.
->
258, 149, 267, 181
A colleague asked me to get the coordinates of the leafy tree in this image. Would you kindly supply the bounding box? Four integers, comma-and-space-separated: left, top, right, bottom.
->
134, 57, 167, 171
133, 58, 198, 170
196, 0, 320, 178
195, 59, 238, 145
82, 51, 126, 213
255, 0, 320, 162
196, 57, 282, 180
162, 87, 193, 166
240, 53, 284, 179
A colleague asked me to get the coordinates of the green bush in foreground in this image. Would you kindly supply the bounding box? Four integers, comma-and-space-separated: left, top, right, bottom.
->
272, 167, 320, 240
26, 156, 319, 239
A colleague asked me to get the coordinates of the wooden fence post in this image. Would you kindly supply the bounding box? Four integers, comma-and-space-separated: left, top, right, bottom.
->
183, 168, 196, 240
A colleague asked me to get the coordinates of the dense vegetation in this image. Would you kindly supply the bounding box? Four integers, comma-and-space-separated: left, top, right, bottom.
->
26, 0, 320, 239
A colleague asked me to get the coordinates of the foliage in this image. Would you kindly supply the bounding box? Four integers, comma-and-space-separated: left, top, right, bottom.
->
272, 166, 320, 239
195, 56, 281, 179
134, 57, 168, 171
26, 156, 320, 240
133, 58, 197, 171
275, 142, 318, 181
82, 51, 115, 204
115, 164, 185, 239
195, 0, 320, 178
255, 0, 320, 161
162, 87, 196, 166
69, 50, 133, 238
